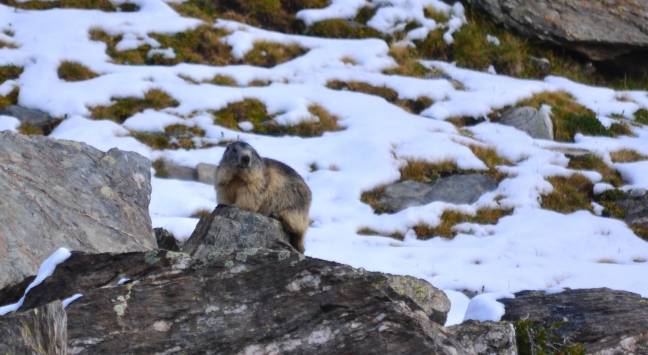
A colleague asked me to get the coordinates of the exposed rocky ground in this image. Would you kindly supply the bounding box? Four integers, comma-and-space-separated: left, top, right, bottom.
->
1, 135, 648, 353
2, 0, 648, 353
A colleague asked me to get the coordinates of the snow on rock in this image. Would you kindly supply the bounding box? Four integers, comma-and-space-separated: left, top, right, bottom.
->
463, 293, 506, 322
0, 115, 20, 131
0, 248, 71, 316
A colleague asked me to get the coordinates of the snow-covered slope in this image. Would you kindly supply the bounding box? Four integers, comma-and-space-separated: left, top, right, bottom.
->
2, 0, 648, 326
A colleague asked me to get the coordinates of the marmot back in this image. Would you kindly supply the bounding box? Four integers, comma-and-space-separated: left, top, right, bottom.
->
215, 142, 312, 252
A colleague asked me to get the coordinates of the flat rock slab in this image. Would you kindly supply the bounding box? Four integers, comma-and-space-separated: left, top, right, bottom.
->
0, 132, 155, 289
0, 301, 67, 354
377, 174, 498, 213
500, 106, 553, 140
500, 288, 648, 353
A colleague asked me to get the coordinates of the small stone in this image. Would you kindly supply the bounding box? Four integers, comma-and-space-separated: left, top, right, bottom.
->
499, 105, 554, 140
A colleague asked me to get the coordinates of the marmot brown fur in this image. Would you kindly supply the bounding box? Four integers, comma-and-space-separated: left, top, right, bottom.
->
215, 141, 312, 253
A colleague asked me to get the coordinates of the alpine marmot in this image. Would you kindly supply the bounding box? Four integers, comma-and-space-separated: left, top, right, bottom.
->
215, 141, 312, 253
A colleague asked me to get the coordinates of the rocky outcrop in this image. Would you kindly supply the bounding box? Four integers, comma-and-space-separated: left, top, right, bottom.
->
467, 0, 648, 71
182, 204, 295, 257
0, 206, 517, 354
0, 301, 67, 354
0, 132, 156, 290
500, 288, 648, 353
499, 106, 553, 140
376, 174, 498, 212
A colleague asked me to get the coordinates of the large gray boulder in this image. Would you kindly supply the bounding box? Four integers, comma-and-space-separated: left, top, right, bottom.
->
500, 288, 648, 353
376, 174, 498, 213
0, 301, 67, 354
467, 0, 648, 71
0, 132, 156, 289
0, 206, 516, 354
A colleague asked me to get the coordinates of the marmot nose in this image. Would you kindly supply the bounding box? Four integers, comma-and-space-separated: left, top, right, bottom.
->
240, 155, 250, 166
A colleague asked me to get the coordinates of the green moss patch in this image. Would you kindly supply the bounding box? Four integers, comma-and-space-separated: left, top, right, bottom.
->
173, 0, 329, 33
0, 88, 19, 109
90, 89, 179, 123
567, 154, 622, 187
213, 99, 342, 137
92, 27, 305, 67
306, 19, 381, 39
57, 61, 99, 81
243, 41, 306, 67
635, 109, 648, 125
514, 319, 586, 355
541, 174, 593, 213
2, 0, 139, 11
517, 92, 629, 142
131, 124, 205, 150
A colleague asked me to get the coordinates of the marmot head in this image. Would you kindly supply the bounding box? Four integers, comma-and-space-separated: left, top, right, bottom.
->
220, 141, 263, 171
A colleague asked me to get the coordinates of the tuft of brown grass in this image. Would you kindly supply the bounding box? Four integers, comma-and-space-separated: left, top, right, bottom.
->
90, 89, 179, 123
357, 227, 404, 240
384, 45, 431, 77
0, 88, 19, 109
399, 160, 461, 183
610, 149, 648, 163
360, 186, 390, 214
567, 154, 622, 187
541, 174, 593, 213
210, 74, 237, 86
57, 61, 98, 81
18, 122, 44, 135
413, 208, 512, 239
1, 0, 139, 11
152, 158, 169, 177
190, 209, 212, 220
131, 124, 205, 150
244, 41, 306, 67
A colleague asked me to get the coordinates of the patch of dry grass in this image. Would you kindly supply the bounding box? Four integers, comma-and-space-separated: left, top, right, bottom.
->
541, 174, 593, 213
567, 154, 622, 186
610, 149, 648, 163
213, 99, 342, 137
413, 208, 512, 239
57, 61, 98, 81
90, 89, 179, 123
